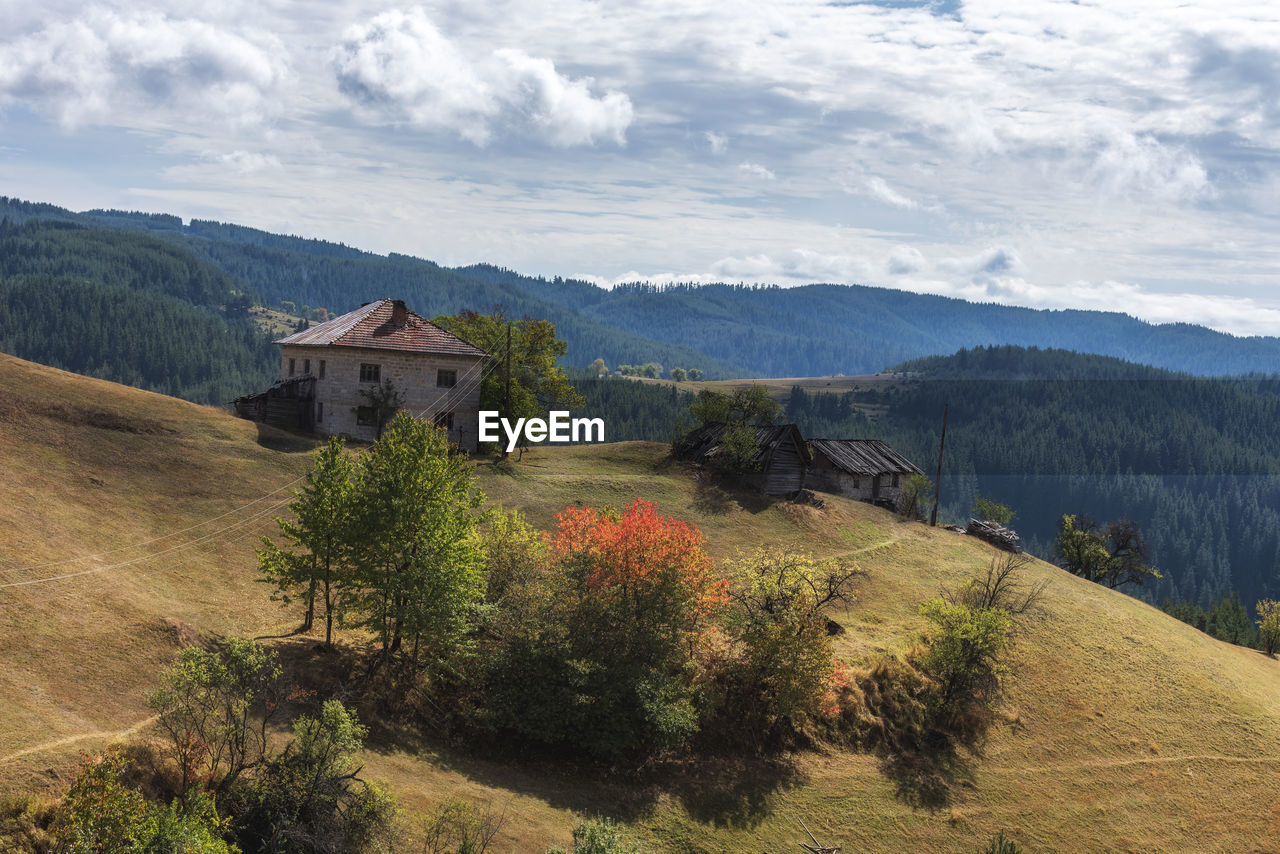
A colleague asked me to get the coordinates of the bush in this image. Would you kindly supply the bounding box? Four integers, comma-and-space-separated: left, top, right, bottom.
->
546, 818, 638, 854
52, 752, 234, 854
411, 798, 505, 854
977, 830, 1023, 853
897, 473, 932, 520
1257, 599, 1280, 655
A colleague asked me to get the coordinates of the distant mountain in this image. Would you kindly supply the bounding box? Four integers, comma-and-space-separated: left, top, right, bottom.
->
6, 194, 1280, 392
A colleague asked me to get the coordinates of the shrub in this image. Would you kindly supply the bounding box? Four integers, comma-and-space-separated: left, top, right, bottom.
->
546, 818, 638, 854
409, 798, 505, 854
977, 830, 1023, 853
944, 552, 1046, 615
52, 752, 233, 854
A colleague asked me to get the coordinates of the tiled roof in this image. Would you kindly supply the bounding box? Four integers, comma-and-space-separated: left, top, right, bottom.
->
275, 299, 488, 357
810, 438, 920, 476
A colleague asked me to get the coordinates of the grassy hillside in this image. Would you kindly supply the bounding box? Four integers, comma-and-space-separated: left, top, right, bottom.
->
2, 355, 1280, 851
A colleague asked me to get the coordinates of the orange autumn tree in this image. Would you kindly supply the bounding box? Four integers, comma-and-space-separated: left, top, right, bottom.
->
551, 498, 727, 636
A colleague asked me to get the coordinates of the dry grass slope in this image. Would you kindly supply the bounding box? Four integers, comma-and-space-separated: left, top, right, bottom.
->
1, 354, 1279, 852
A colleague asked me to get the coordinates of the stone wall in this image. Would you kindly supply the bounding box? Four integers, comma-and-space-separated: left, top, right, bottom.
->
280, 345, 486, 450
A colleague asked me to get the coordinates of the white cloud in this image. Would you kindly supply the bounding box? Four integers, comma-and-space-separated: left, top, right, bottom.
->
938, 246, 1025, 277
332, 8, 633, 147
705, 131, 728, 154
0, 9, 285, 129
738, 161, 775, 180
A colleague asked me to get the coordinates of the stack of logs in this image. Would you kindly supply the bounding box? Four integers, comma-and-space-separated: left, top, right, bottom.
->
966, 519, 1022, 552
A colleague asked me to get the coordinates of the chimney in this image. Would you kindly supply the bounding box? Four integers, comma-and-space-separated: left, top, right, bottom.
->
391, 299, 408, 326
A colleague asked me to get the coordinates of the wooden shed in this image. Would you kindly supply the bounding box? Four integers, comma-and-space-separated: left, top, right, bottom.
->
809, 438, 921, 506
674, 423, 810, 496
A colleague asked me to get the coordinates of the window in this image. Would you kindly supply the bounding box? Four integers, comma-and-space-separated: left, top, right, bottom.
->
356, 406, 376, 426
316, 402, 323, 423
434, 411, 454, 430
360, 363, 380, 383
436, 368, 458, 388
319, 360, 326, 379
289, 358, 296, 376
304, 358, 311, 375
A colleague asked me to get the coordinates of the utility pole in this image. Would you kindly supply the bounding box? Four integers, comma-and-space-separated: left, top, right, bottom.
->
930, 402, 948, 527
502, 321, 512, 458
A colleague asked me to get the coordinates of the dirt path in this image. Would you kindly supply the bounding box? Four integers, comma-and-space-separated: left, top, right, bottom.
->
0, 716, 157, 766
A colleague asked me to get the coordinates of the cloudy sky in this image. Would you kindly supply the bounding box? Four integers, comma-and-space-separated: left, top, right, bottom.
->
3, 1, 1280, 334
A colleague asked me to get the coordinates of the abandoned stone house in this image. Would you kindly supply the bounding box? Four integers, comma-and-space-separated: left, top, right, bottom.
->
808, 438, 921, 506
674, 423, 811, 496
234, 299, 488, 450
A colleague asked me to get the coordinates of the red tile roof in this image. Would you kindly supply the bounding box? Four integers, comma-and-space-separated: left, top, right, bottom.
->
275, 299, 488, 357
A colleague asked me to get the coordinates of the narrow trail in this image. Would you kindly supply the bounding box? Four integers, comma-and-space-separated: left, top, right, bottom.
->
0, 716, 157, 766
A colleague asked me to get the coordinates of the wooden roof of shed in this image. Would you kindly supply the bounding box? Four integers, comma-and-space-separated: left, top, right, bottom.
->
275, 299, 488, 357
675, 423, 811, 466
810, 438, 920, 476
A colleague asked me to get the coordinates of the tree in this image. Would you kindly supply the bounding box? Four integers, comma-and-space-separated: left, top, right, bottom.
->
897, 472, 932, 521
434, 311, 584, 425
236, 701, 396, 854
348, 412, 486, 667
973, 495, 1015, 526
590, 357, 608, 376
485, 499, 726, 758
356, 378, 404, 440
1257, 599, 1280, 655
146, 640, 282, 801
714, 549, 862, 749
689, 385, 781, 428
641, 362, 662, 379
1054, 515, 1162, 589
916, 599, 1011, 715
258, 436, 354, 646
688, 368, 703, 380
669, 367, 687, 382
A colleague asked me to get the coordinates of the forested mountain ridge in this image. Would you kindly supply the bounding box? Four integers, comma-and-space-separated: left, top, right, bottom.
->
6, 195, 1280, 381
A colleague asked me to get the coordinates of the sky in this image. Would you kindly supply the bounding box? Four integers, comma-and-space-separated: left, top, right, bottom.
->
3, 1, 1280, 335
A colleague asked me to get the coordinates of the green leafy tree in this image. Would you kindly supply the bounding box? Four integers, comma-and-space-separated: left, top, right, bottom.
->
147, 640, 281, 800
590, 357, 608, 376
356, 378, 404, 440
669, 367, 687, 382
1257, 599, 1280, 655
687, 368, 703, 380
258, 437, 354, 646
916, 599, 1010, 715
973, 495, 1015, 526
689, 385, 781, 428
897, 472, 932, 521
434, 311, 584, 426
349, 412, 486, 667
1054, 515, 1161, 589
